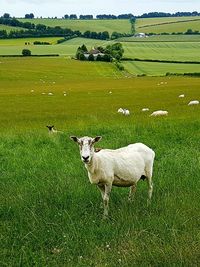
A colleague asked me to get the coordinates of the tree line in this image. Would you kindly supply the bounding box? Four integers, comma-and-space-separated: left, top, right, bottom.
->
0, 16, 132, 40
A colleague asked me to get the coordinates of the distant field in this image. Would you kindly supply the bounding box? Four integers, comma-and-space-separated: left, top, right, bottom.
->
136, 16, 200, 33
118, 34, 200, 42
0, 24, 27, 32
0, 37, 110, 56
122, 41, 200, 62
1, 37, 200, 64
18, 18, 132, 34
123, 61, 200, 76
0, 37, 61, 46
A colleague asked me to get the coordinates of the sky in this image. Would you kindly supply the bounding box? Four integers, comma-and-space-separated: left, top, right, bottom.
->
0, 0, 200, 18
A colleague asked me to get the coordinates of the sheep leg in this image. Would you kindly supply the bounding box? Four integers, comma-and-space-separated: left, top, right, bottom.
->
147, 178, 153, 205
128, 183, 136, 201
103, 184, 112, 219
97, 184, 105, 207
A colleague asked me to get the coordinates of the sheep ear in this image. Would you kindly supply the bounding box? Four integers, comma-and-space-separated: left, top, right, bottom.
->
70, 136, 79, 143
92, 136, 102, 144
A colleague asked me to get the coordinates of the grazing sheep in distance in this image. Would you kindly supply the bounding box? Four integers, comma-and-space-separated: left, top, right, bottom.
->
70, 136, 155, 218
118, 108, 124, 113
142, 108, 149, 112
188, 100, 199, 106
46, 125, 63, 134
117, 108, 130, 115
48, 92, 53, 96
124, 109, 130, 116
150, 110, 168, 117
179, 94, 185, 98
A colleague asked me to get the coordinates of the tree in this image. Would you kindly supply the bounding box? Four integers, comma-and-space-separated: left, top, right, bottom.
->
88, 54, 94, 61
25, 13, 34, 19
96, 54, 102, 61
101, 31, 109, 40
64, 14, 69, 19
79, 53, 85, 61
22, 49, 31, 56
70, 14, 77, 19
80, 44, 88, 52
3, 13, 10, 18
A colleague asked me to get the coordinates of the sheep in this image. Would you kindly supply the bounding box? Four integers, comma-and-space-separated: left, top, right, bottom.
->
179, 94, 185, 98
150, 110, 168, 117
48, 92, 53, 96
142, 108, 149, 112
117, 108, 124, 113
124, 109, 130, 116
70, 136, 155, 218
46, 125, 63, 134
188, 100, 199, 106
117, 108, 130, 116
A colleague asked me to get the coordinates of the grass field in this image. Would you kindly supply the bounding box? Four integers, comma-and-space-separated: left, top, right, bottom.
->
18, 18, 132, 34
122, 60, 200, 76
136, 16, 200, 34
0, 57, 200, 266
118, 34, 200, 42
0, 37, 200, 65
0, 24, 27, 32
0, 37, 111, 56
122, 41, 200, 62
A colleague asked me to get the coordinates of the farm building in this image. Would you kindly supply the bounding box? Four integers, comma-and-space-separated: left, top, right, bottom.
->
84, 48, 105, 60
134, 32, 147, 38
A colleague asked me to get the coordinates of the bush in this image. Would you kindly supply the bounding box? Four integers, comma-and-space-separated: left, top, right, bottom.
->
22, 49, 31, 56
115, 62, 124, 71
88, 54, 94, 61
79, 53, 85, 61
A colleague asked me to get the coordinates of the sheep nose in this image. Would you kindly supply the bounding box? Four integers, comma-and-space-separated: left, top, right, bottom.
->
82, 156, 89, 162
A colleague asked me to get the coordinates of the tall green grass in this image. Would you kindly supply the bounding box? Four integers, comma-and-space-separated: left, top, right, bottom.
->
0, 57, 200, 266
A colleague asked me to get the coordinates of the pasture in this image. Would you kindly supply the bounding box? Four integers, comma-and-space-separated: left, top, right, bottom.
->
0, 24, 27, 32
18, 18, 132, 34
122, 41, 200, 62
122, 61, 200, 76
0, 37, 111, 56
0, 57, 200, 266
136, 16, 200, 33
118, 34, 200, 42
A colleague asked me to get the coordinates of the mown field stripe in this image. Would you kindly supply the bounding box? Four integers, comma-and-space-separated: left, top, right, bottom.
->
137, 18, 200, 29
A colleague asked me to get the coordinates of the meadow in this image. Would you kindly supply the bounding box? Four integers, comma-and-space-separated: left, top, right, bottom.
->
122, 41, 200, 62
0, 56, 200, 266
0, 24, 27, 32
118, 34, 200, 42
122, 61, 200, 76
18, 18, 132, 34
136, 16, 200, 33
0, 37, 110, 56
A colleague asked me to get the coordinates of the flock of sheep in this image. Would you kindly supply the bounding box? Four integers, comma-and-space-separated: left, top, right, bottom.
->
117, 94, 199, 117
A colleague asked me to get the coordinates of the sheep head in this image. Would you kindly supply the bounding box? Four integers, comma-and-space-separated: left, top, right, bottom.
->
70, 136, 102, 164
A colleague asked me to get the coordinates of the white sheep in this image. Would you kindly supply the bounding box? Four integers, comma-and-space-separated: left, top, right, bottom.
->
150, 110, 168, 116
48, 92, 53, 96
188, 100, 199, 106
117, 108, 124, 113
124, 109, 130, 116
46, 125, 63, 134
142, 108, 149, 112
70, 136, 155, 218
179, 94, 185, 98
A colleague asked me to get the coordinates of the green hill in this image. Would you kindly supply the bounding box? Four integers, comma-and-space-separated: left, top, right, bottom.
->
0, 24, 27, 32
18, 18, 132, 34
136, 16, 200, 33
